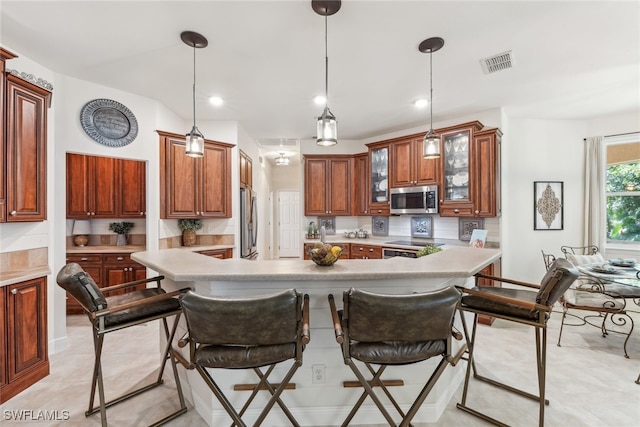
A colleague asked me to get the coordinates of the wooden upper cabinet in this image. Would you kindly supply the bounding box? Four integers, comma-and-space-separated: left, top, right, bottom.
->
66, 154, 143, 219
472, 128, 502, 217
389, 134, 440, 188
5, 73, 51, 222
239, 150, 253, 188
200, 142, 231, 217
355, 153, 369, 215
438, 121, 502, 217
66, 153, 120, 218
120, 158, 146, 218
0, 49, 17, 223
304, 155, 352, 216
158, 130, 232, 219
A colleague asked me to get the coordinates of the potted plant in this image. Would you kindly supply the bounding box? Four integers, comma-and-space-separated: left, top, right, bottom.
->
109, 222, 134, 246
178, 219, 203, 246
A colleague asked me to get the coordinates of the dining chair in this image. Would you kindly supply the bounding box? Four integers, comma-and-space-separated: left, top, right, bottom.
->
456, 258, 578, 427
179, 289, 310, 426
560, 245, 600, 256
328, 286, 464, 427
56, 262, 189, 427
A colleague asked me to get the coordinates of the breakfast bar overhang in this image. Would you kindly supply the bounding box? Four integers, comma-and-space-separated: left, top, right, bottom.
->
132, 247, 501, 426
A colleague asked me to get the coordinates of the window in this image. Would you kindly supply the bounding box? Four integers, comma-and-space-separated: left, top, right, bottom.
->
605, 138, 640, 242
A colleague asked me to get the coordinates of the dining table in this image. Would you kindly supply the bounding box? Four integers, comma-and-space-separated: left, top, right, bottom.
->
575, 260, 640, 384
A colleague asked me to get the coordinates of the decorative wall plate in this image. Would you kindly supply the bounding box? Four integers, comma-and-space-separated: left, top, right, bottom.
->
80, 99, 138, 147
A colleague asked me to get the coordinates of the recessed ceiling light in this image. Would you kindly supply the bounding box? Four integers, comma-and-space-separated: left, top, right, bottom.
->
209, 96, 224, 106
414, 99, 428, 108
313, 95, 326, 105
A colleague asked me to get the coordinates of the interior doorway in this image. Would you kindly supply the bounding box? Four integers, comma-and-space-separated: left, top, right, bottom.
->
277, 190, 301, 258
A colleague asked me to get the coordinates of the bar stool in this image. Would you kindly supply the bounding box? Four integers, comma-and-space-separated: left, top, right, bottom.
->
56, 262, 189, 427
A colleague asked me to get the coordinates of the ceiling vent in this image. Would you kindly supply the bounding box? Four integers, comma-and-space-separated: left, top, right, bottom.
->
480, 50, 513, 74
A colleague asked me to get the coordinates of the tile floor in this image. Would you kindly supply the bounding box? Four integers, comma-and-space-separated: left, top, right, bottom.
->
2, 307, 639, 426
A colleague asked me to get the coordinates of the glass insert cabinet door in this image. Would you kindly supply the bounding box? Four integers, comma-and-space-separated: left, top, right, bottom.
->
443, 131, 470, 202
370, 146, 388, 205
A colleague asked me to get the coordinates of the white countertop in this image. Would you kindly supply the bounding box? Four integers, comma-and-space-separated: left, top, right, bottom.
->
132, 246, 501, 282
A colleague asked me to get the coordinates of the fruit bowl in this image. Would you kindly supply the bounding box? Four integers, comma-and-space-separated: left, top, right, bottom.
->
308, 243, 342, 266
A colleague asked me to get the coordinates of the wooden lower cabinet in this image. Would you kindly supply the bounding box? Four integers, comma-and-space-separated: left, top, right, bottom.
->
65, 253, 146, 314
476, 258, 502, 325
350, 244, 382, 260
1, 277, 49, 403
197, 248, 233, 259
103, 254, 147, 290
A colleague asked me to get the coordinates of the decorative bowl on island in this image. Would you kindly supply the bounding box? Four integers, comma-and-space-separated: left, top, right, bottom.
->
308, 242, 343, 266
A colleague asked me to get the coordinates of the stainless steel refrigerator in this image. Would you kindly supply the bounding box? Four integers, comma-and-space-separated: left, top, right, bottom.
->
240, 188, 258, 259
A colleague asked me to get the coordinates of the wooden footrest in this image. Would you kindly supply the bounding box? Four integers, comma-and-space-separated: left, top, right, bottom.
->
343, 379, 404, 388
233, 383, 296, 391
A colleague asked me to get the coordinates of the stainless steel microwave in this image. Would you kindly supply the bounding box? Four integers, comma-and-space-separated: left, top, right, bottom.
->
389, 185, 438, 215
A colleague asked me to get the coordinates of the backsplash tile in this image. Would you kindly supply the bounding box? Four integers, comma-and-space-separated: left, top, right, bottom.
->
1, 247, 48, 273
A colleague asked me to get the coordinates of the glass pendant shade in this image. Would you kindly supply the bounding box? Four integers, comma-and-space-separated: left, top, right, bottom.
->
185, 126, 205, 157
419, 36, 444, 159
422, 130, 441, 158
316, 107, 337, 146
181, 31, 208, 158
275, 153, 290, 166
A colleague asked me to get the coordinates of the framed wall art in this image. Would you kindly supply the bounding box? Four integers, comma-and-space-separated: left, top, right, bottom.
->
459, 218, 484, 241
534, 181, 563, 230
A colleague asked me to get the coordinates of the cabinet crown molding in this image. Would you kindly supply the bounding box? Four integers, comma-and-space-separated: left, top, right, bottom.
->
7, 69, 53, 91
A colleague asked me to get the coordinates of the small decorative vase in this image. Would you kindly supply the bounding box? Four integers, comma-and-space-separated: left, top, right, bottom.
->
183, 230, 196, 247
116, 234, 128, 246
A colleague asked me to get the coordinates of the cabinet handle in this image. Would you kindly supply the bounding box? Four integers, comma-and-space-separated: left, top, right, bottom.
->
369, 248, 373, 252
10, 211, 16, 216
86, 212, 91, 216
11, 288, 17, 295
117, 256, 124, 261
454, 209, 460, 214
139, 212, 143, 215
80, 257, 88, 261
475, 210, 480, 214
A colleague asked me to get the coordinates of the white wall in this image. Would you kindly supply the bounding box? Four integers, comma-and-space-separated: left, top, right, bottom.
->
502, 112, 640, 283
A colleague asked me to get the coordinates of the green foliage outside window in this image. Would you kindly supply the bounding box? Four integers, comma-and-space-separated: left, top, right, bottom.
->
606, 162, 640, 241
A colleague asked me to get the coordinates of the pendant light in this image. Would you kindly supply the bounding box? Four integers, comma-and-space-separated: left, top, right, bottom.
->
181, 31, 208, 157
275, 152, 290, 166
419, 37, 444, 159
312, 1, 341, 146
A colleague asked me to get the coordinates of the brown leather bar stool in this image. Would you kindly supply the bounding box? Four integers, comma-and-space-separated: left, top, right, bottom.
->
328, 286, 464, 427
456, 258, 578, 427
179, 289, 310, 426
56, 262, 189, 427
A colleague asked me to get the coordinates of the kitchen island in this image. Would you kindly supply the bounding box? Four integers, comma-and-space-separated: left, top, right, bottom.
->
132, 246, 500, 426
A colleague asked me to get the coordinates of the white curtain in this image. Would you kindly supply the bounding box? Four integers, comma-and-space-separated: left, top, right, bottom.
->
583, 136, 606, 251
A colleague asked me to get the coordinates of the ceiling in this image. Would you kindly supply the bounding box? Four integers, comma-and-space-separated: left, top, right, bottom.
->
2, 1, 639, 161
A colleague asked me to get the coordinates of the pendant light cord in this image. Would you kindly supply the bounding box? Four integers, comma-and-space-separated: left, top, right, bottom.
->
324, 12, 329, 109
192, 43, 197, 129
429, 49, 433, 132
